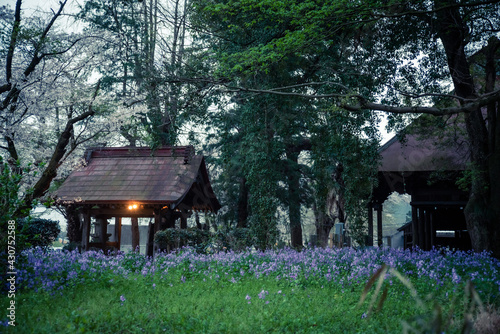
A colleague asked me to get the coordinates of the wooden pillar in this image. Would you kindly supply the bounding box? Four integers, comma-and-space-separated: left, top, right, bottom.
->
424, 210, 431, 251
367, 202, 374, 247
430, 211, 435, 249
154, 210, 161, 233
418, 208, 425, 250
115, 217, 122, 250
147, 209, 161, 256
180, 212, 187, 229
96, 216, 107, 250
166, 209, 175, 229
377, 206, 383, 248
373, 203, 383, 247
146, 221, 154, 257
411, 205, 418, 248
131, 217, 140, 252
82, 209, 91, 251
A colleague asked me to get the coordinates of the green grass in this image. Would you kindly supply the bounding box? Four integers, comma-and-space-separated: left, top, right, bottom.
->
3, 246, 498, 333
1, 274, 473, 333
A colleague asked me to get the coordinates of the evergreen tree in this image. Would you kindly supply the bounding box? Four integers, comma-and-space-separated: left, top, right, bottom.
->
191, 0, 500, 256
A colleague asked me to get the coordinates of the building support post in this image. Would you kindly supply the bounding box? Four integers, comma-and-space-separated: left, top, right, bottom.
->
425, 209, 432, 251
148, 209, 161, 256
115, 217, 122, 251
374, 203, 383, 247
180, 212, 187, 229
430, 210, 435, 249
82, 209, 91, 251
367, 202, 374, 246
418, 208, 426, 250
412, 205, 419, 248
131, 217, 140, 252
147, 222, 154, 257
96, 216, 108, 250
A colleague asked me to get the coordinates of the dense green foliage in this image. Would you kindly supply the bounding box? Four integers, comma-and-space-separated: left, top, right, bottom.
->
17, 218, 60, 249
0, 158, 37, 272
154, 227, 256, 252
0, 158, 58, 279
0, 158, 24, 227
154, 228, 210, 252
192, 0, 383, 247
2, 0, 500, 254
189, 0, 500, 254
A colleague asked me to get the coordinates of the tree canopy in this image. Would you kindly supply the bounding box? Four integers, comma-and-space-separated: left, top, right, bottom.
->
1, 0, 499, 255
190, 0, 500, 255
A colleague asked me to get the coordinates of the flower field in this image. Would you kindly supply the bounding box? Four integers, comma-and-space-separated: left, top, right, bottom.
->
2, 246, 500, 333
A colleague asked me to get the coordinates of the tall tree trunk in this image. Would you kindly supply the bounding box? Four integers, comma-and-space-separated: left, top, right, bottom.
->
436, 0, 500, 258
314, 203, 334, 247
237, 177, 249, 228
286, 149, 303, 248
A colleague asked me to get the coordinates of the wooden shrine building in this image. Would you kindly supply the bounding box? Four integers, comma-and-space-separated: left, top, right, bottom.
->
369, 125, 472, 251
55, 146, 221, 255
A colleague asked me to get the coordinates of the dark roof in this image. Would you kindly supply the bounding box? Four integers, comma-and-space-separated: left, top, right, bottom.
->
379, 131, 468, 172
373, 117, 471, 203
55, 146, 220, 212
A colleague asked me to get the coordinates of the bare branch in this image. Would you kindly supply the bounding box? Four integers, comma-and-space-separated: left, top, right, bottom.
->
351, 89, 500, 115
369, 0, 500, 19
225, 85, 346, 99
221, 82, 500, 116
0, 83, 12, 95
6, 0, 22, 84
25, 80, 100, 202
23, 0, 68, 78
40, 37, 84, 58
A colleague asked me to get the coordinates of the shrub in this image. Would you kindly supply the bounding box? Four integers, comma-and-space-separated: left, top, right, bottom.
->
154, 229, 189, 252
0, 158, 37, 277
186, 228, 211, 252
62, 241, 81, 252
18, 218, 61, 249
154, 228, 252, 253
217, 228, 255, 251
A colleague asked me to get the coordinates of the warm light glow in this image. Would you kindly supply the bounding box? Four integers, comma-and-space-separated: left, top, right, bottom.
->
128, 204, 138, 210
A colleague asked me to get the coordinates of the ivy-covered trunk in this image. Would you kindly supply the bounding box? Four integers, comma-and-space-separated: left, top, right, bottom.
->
463, 105, 500, 258
65, 205, 82, 244
245, 130, 279, 250
437, 0, 500, 258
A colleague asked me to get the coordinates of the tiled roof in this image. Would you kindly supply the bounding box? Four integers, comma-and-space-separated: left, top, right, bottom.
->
379, 132, 468, 172
55, 146, 220, 211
